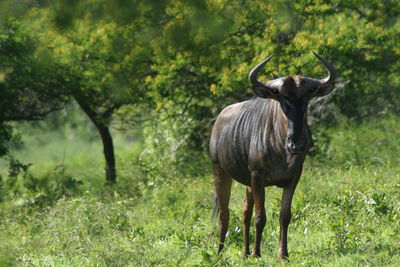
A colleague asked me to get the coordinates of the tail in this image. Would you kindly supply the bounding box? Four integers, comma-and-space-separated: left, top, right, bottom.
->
211, 192, 219, 222
206, 193, 219, 244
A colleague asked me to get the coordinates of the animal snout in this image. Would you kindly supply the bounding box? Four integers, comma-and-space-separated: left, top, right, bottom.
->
286, 137, 304, 154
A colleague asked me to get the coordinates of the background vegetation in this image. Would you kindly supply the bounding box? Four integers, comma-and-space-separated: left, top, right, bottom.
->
0, 0, 399, 266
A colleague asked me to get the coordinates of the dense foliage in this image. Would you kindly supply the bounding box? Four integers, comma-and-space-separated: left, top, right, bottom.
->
0, 19, 68, 161
0, 1, 399, 265
1, 0, 399, 174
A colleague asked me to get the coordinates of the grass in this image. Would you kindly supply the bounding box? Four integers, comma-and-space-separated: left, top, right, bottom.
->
0, 114, 400, 266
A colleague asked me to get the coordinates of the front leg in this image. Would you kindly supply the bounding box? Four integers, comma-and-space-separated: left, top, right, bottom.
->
278, 179, 299, 260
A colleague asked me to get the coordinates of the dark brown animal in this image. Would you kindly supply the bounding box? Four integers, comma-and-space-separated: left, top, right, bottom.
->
209, 52, 336, 259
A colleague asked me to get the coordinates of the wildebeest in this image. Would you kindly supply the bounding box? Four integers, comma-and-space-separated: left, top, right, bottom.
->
209, 52, 336, 259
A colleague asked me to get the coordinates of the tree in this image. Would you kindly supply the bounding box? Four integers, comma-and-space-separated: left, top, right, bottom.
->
1, 0, 399, 178
20, 5, 158, 183
1, 0, 167, 183
139, 0, 400, 161
0, 18, 68, 159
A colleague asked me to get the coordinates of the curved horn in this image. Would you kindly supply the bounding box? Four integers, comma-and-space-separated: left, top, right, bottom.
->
249, 55, 281, 98
249, 55, 274, 89
312, 51, 337, 86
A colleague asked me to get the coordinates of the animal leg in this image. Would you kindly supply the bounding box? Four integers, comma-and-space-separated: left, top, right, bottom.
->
278, 182, 298, 260
251, 171, 266, 258
214, 166, 232, 254
242, 186, 254, 257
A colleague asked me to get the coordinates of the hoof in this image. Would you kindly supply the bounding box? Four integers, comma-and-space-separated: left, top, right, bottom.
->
242, 251, 251, 259
251, 252, 261, 258
278, 248, 289, 260
278, 253, 289, 261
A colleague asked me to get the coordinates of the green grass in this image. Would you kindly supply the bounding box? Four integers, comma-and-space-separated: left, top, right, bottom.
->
1, 115, 400, 266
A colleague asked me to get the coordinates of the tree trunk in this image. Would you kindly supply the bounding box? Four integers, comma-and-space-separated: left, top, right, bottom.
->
75, 99, 117, 183
95, 124, 116, 183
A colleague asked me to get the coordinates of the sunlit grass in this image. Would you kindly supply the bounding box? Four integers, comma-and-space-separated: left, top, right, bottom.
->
1, 115, 400, 266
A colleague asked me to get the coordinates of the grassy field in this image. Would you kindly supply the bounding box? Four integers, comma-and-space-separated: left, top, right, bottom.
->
0, 114, 399, 266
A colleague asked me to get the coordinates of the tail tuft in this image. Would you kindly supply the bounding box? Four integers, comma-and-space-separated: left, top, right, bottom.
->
211, 193, 219, 222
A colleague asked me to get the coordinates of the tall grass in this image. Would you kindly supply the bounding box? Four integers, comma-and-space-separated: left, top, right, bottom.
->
0, 114, 399, 266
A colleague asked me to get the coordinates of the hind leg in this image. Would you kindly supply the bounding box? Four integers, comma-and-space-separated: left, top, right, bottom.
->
214, 165, 233, 254
242, 186, 254, 256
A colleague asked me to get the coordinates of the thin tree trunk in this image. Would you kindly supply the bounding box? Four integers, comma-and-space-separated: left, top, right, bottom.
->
75, 99, 117, 183
95, 124, 116, 183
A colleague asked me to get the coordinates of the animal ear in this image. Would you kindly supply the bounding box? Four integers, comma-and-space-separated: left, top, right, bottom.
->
253, 84, 280, 99
311, 82, 335, 97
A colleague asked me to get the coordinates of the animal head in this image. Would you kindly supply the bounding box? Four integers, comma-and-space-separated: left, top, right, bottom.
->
248, 52, 337, 154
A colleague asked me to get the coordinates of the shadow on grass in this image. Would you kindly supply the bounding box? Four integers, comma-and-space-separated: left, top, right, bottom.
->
0, 161, 145, 213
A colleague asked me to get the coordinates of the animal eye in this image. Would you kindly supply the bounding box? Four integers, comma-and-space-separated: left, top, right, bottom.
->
272, 89, 278, 94
308, 87, 316, 95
